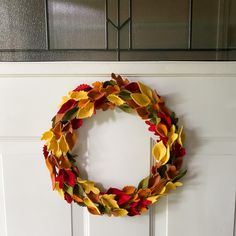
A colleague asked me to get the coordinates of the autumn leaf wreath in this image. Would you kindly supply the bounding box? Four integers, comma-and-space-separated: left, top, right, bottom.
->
41, 73, 187, 217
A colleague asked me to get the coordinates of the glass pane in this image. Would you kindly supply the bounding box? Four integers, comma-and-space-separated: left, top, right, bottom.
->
192, 0, 219, 49
132, 0, 189, 49
0, 0, 46, 49
229, 0, 236, 48
48, 0, 106, 49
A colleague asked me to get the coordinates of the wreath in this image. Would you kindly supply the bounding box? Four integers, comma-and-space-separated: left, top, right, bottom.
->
41, 73, 187, 217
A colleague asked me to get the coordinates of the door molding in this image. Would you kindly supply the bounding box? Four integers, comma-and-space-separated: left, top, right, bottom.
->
0, 61, 236, 77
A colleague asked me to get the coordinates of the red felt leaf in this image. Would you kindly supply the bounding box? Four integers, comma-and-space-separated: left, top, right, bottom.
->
64, 192, 73, 203
43, 145, 49, 159
107, 188, 131, 206
71, 118, 83, 129
73, 84, 92, 92
57, 99, 77, 114
125, 82, 140, 93
56, 169, 76, 188
157, 112, 172, 129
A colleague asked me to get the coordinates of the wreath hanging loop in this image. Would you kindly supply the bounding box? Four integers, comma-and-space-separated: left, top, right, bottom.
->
41, 73, 186, 217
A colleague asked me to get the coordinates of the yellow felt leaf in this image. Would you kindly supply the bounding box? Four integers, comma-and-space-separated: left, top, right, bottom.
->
152, 141, 166, 161
161, 144, 170, 165
84, 197, 101, 215
138, 81, 153, 100
147, 195, 161, 203
177, 126, 184, 146
59, 135, 69, 154
47, 136, 61, 157
41, 130, 53, 141
107, 94, 125, 106
69, 91, 88, 101
77, 101, 94, 119
164, 181, 183, 193
100, 194, 119, 209
54, 182, 64, 198
78, 180, 100, 194
168, 125, 178, 147
130, 93, 151, 106
112, 208, 128, 217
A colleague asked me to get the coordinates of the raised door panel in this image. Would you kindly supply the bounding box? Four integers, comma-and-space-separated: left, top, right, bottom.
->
0, 62, 235, 236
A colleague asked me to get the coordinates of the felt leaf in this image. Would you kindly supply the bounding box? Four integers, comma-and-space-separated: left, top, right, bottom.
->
152, 141, 166, 162
54, 182, 64, 198
138, 81, 153, 100
77, 180, 100, 194
112, 208, 128, 217
100, 194, 119, 209
41, 130, 53, 141
162, 181, 183, 194
130, 93, 151, 107
64, 184, 73, 196
136, 106, 149, 119
58, 99, 77, 114
69, 91, 88, 101
161, 144, 170, 165
77, 102, 94, 119
122, 186, 136, 195
48, 136, 61, 157
119, 104, 133, 113
119, 90, 131, 100
177, 126, 184, 146
88, 88, 105, 101
156, 123, 168, 137
107, 94, 125, 106
73, 194, 83, 203
65, 132, 76, 150
138, 176, 149, 189
172, 169, 187, 182
59, 135, 69, 154
62, 107, 79, 122
168, 125, 178, 147
147, 195, 160, 204
84, 197, 101, 215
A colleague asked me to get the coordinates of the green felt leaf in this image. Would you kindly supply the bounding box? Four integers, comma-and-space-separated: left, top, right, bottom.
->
64, 184, 74, 196
172, 169, 187, 182
119, 90, 131, 100
67, 152, 76, 163
170, 112, 179, 126
119, 104, 133, 113
157, 165, 167, 178
103, 80, 116, 87
75, 183, 86, 197
62, 107, 79, 122
138, 176, 149, 189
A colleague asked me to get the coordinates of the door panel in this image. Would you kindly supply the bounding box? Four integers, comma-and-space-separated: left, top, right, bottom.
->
0, 62, 235, 236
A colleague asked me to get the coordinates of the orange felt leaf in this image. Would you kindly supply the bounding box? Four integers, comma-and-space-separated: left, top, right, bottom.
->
92, 81, 103, 88
53, 123, 62, 139
122, 186, 136, 195
60, 156, 72, 169
77, 99, 89, 108
138, 188, 151, 198
65, 132, 76, 150
73, 194, 83, 203
62, 122, 73, 133
88, 88, 105, 101
136, 106, 149, 119
105, 85, 120, 95
126, 99, 139, 109
156, 123, 168, 137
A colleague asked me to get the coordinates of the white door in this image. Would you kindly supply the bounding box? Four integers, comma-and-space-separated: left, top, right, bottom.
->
0, 62, 235, 236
